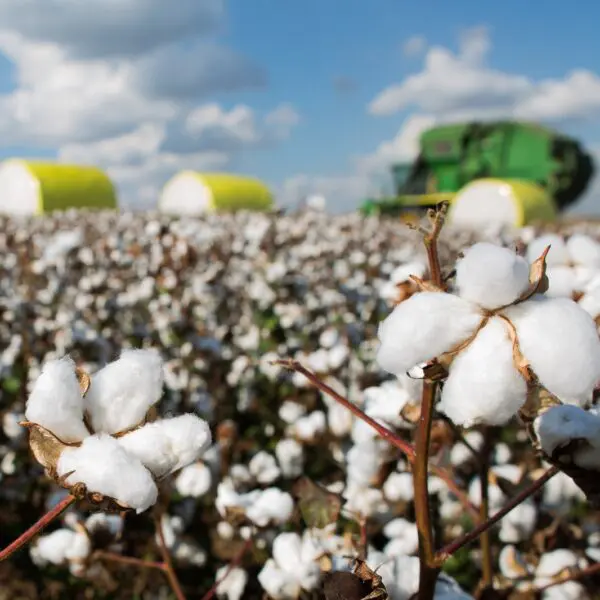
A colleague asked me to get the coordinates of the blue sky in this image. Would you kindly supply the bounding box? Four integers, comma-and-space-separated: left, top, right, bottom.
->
0, 0, 600, 211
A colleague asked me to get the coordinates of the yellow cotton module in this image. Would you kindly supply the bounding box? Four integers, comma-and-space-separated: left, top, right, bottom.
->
159, 171, 274, 216
0, 159, 118, 216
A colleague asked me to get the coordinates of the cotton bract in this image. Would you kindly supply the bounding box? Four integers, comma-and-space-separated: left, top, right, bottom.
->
377, 242, 600, 427
23, 351, 212, 512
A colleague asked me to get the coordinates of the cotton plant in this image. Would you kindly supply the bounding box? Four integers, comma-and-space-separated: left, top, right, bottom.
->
377, 241, 600, 428
22, 349, 212, 512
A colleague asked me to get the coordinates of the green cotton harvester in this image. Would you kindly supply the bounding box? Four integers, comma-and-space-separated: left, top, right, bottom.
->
360, 121, 595, 229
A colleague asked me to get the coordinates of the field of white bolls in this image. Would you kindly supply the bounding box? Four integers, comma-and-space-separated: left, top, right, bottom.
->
1, 206, 600, 598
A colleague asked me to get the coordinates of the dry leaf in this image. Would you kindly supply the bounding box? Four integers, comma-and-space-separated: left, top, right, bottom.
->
292, 477, 343, 529
75, 367, 91, 396
408, 275, 443, 293
20, 421, 70, 472
516, 245, 550, 302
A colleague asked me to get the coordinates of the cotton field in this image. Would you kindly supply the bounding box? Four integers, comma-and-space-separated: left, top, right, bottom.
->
2, 207, 600, 599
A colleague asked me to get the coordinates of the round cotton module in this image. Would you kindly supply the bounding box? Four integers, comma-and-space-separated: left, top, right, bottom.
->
448, 178, 556, 230
0, 159, 117, 216
159, 171, 274, 216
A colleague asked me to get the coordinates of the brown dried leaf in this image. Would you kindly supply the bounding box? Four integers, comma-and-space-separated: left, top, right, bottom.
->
75, 367, 91, 396
517, 245, 550, 302
21, 421, 70, 472
323, 571, 373, 600
408, 275, 443, 293
292, 476, 343, 529
499, 316, 532, 382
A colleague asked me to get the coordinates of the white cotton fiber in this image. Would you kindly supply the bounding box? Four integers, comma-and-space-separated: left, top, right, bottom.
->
32, 529, 77, 565
174, 462, 212, 497
544, 266, 577, 298
438, 318, 527, 427
527, 234, 569, 267
534, 405, 600, 469
84, 349, 164, 434
118, 414, 212, 478
376, 292, 482, 375
25, 357, 89, 443
57, 433, 158, 512
246, 488, 294, 527
455, 243, 530, 309
567, 234, 600, 268
504, 296, 600, 406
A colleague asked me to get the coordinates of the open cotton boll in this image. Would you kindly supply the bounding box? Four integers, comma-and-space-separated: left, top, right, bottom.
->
383, 518, 419, 556
455, 243, 530, 309
118, 414, 212, 478
271, 533, 321, 589
245, 488, 294, 527
504, 296, 600, 406
215, 565, 248, 600
383, 471, 414, 503
25, 357, 89, 443
84, 349, 164, 434
499, 499, 537, 543
57, 433, 158, 512
534, 405, 600, 468
377, 292, 482, 375
567, 233, 600, 268
439, 318, 527, 427
249, 451, 281, 484
545, 266, 578, 298
31, 529, 79, 565
174, 462, 212, 497
274, 438, 304, 478
527, 233, 569, 267
258, 559, 301, 600
578, 288, 600, 320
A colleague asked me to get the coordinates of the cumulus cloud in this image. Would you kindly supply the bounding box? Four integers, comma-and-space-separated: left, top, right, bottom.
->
0, 0, 225, 58
369, 27, 600, 123
0, 1, 298, 208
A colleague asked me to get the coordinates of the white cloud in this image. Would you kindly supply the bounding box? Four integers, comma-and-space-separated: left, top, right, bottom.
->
0, 2, 298, 209
369, 27, 600, 124
402, 35, 427, 58
0, 0, 225, 58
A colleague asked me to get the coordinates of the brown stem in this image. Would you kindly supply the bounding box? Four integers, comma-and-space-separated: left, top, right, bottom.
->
478, 430, 493, 588
276, 359, 415, 459
435, 466, 559, 564
358, 517, 368, 562
199, 538, 253, 600
93, 550, 165, 571
154, 515, 186, 600
0, 493, 77, 561
537, 561, 600, 591
423, 201, 448, 289
413, 380, 441, 599
276, 360, 480, 521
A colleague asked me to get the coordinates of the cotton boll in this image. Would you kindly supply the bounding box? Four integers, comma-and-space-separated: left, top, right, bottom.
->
383, 471, 414, 503
258, 558, 301, 600
498, 499, 537, 543
439, 318, 527, 427
215, 565, 248, 600
567, 234, 600, 268
545, 266, 577, 298
382, 518, 419, 556
3, 411, 24, 440
118, 414, 212, 478
499, 545, 531, 579
25, 357, 89, 442
175, 462, 212, 497
327, 402, 354, 437
534, 405, 600, 468
249, 451, 281, 484
84, 349, 164, 434
57, 433, 158, 512
578, 288, 600, 320
455, 243, 530, 309
31, 529, 78, 566
377, 292, 482, 375
504, 296, 600, 406
275, 438, 304, 478
535, 549, 579, 579
528, 234, 569, 267
246, 488, 294, 527
278, 401, 306, 424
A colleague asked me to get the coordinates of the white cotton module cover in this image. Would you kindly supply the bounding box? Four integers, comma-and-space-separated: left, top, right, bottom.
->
0, 160, 41, 216
159, 172, 214, 216
449, 180, 519, 230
